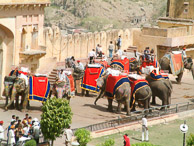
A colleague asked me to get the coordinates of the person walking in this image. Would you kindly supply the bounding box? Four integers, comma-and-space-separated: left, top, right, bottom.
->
64, 126, 73, 146
142, 116, 149, 142
123, 134, 130, 146
108, 41, 114, 58
116, 36, 122, 50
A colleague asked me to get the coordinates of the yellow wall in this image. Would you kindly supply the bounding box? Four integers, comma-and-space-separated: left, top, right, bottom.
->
0, 0, 50, 4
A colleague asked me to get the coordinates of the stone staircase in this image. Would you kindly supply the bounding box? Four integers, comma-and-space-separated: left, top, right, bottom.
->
48, 68, 58, 87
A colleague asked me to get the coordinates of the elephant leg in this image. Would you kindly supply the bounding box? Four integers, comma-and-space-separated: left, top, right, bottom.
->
5, 96, 9, 106
176, 72, 183, 84
81, 89, 85, 97
5, 94, 16, 110
151, 94, 156, 105
130, 102, 136, 112
15, 95, 20, 109
22, 90, 29, 111
107, 98, 113, 112
125, 99, 130, 116
94, 90, 104, 105
86, 90, 89, 97
161, 96, 168, 110
144, 99, 149, 114
117, 102, 122, 113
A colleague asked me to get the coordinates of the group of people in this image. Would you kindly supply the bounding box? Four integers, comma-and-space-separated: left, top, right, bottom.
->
0, 114, 40, 146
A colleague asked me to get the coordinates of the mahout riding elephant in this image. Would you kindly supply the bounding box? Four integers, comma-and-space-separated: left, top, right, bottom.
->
160, 54, 194, 83
146, 74, 172, 107
4, 77, 28, 111
94, 74, 131, 115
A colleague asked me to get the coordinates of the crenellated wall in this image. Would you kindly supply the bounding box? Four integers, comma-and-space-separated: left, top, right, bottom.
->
43, 26, 133, 62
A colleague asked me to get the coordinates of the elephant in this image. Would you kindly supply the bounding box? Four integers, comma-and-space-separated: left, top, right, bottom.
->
160, 54, 194, 83
4, 77, 28, 111
94, 74, 131, 115
129, 80, 152, 112
50, 81, 72, 101
146, 74, 172, 107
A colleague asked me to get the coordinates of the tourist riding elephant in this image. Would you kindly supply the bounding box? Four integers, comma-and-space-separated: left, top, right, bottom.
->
4, 77, 28, 111
146, 75, 172, 107
94, 74, 131, 115
160, 54, 194, 83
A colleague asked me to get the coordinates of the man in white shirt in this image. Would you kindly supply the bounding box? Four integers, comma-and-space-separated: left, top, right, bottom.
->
76, 60, 84, 71
33, 122, 40, 144
0, 121, 5, 144
58, 69, 68, 82
64, 126, 73, 146
142, 116, 149, 142
182, 47, 187, 58
88, 49, 96, 64
116, 48, 123, 57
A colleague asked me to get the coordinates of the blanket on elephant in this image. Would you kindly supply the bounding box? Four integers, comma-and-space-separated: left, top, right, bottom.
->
150, 70, 169, 80
129, 79, 149, 108
164, 53, 184, 76
29, 76, 50, 102
81, 66, 104, 92
67, 74, 75, 93
105, 74, 130, 99
110, 58, 130, 73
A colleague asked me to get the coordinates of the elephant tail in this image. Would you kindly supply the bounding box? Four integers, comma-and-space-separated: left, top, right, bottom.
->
94, 90, 105, 105
138, 87, 152, 101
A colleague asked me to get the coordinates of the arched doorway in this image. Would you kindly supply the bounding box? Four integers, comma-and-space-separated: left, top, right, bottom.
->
0, 24, 14, 94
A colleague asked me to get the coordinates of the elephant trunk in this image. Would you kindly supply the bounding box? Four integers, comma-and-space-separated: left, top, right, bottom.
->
5, 88, 17, 110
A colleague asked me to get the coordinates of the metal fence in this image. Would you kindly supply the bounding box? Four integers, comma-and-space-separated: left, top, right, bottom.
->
72, 102, 194, 133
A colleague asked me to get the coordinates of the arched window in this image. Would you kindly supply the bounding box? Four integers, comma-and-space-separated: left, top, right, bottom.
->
21, 27, 27, 51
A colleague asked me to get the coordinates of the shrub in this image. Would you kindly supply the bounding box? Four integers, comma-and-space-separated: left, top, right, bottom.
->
96, 139, 115, 146
24, 139, 36, 146
187, 133, 194, 146
74, 128, 91, 146
132, 142, 158, 146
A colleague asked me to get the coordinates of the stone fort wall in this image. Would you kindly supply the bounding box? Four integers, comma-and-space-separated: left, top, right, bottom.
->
43, 26, 133, 62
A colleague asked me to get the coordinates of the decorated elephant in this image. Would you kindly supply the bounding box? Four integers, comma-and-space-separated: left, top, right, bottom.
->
129, 78, 152, 112
160, 53, 194, 83
146, 71, 172, 107
94, 74, 131, 115
4, 77, 28, 111
3, 76, 17, 108
4, 75, 51, 111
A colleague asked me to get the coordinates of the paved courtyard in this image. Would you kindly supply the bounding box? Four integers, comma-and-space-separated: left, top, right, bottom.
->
0, 71, 194, 145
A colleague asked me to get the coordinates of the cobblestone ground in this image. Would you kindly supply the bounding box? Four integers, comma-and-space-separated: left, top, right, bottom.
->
0, 71, 194, 145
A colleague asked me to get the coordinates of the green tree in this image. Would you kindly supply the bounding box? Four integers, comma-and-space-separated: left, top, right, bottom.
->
40, 97, 73, 146
74, 128, 91, 146
187, 133, 194, 146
